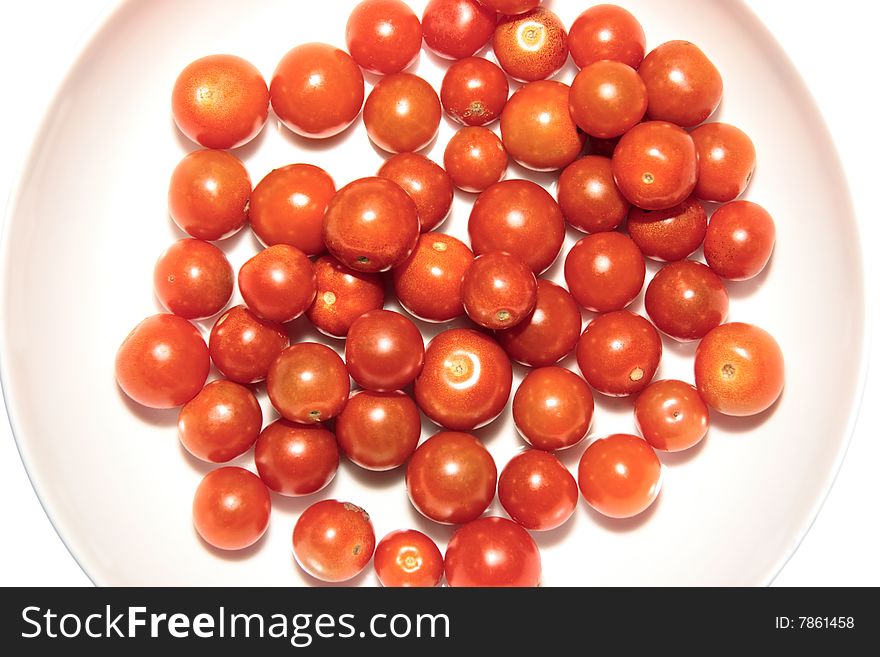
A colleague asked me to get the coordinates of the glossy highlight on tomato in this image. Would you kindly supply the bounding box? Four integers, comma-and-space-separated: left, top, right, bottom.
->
293, 500, 375, 582
363, 73, 441, 154
374, 529, 444, 587
306, 256, 385, 338
461, 252, 537, 330
513, 366, 594, 451
238, 244, 316, 323
254, 420, 339, 496
634, 379, 709, 452
557, 155, 630, 234
345, 0, 422, 75
178, 380, 262, 463
192, 467, 271, 550
345, 310, 425, 392
441, 57, 509, 127
444, 516, 541, 587
492, 7, 568, 83
266, 343, 350, 423
336, 390, 421, 471
443, 126, 508, 193
378, 153, 453, 232
498, 450, 578, 530
626, 196, 707, 262
691, 122, 756, 203
703, 200, 775, 281
568, 4, 646, 69
569, 60, 647, 139
564, 232, 645, 313
154, 239, 233, 320
645, 260, 729, 341
422, 0, 497, 60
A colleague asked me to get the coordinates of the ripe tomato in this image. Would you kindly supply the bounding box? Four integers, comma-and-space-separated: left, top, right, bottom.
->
192, 467, 271, 550
167, 150, 250, 242
406, 431, 497, 524
270, 43, 364, 139
639, 40, 723, 127
116, 314, 210, 409
576, 310, 662, 396
378, 153, 454, 232
422, 0, 497, 60
209, 306, 289, 384
564, 232, 645, 312
626, 196, 707, 262
266, 343, 350, 423
254, 420, 339, 496
568, 4, 646, 69
691, 122, 756, 203
293, 500, 375, 582
414, 328, 512, 431
512, 366, 594, 451
444, 516, 541, 587
306, 255, 385, 337
611, 121, 698, 210
323, 177, 420, 272
178, 380, 262, 463
336, 390, 421, 471
499, 450, 578, 530
363, 73, 441, 154
492, 7, 568, 82
634, 380, 709, 452
703, 200, 776, 281
392, 233, 474, 322
478, 0, 539, 14
461, 252, 537, 329
249, 164, 336, 255
441, 57, 509, 127
345, 310, 425, 392
443, 126, 508, 193
577, 434, 661, 519
645, 260, 729, 341
238, 245, 316, 323
171, 55, 268, 150
557, 155, 630, 234
154, 239, 233, 320
569, 60, 647, 139
694, 322, 785, 416
468, 179, 565, 274
346, 0, 422, 75
374, 530, 444, 588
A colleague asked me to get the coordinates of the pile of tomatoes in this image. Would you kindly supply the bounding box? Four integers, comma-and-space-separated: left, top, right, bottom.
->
115, 0, 784, 587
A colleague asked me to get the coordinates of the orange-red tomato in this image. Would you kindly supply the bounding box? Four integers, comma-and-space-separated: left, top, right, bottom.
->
306, 256, 385, 338
498, 450, 578, 530
266, 343, 350, 423
444, 126, 508, 193
336, 390, 421, 471
691, 123, 756, 203
363, 73, 441, 153
293, 500, 375, 582
374, 530, 444, 588
422, 0, 497, 60
704, 201, 776, 281
192, 467, 271, 550
564, 232, 645, 312
568, 4, 645, 69
461, 252, 537, 330
346, 0, 422, 75
441, 57, 509, 127
444, 516, 541, 587
209, 306, 289, 384
154, 239, 233, 320
512, 366, 594, 451
178, 380, 262, 463
645, 260, 729, 341
238, 245, 316, 323
569, 60, 647, 138
492, 7, 568, 82
557, 155, 630, 233
634, 380, 709, 452
378, 153, 454, 232
345, 310, 425, 392
254, 420, 339, 496
626, 196, 707, 262
478, 0, 539, 14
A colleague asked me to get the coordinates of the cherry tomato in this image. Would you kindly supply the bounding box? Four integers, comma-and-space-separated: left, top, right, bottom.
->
154, 239, 233, 320
345, 310, 425, 391
406, 431, 497, 524
645, 260, 729, 341
178, 380, 262, 463
556, 155, 630, 234
611, 121, 698, 210
322, 177, 420, 272
639, 40, 723, 127
443, 127, 508, 193
500, 80, 586, 171
267, 343, 350, 423
346, 0, 422, 75
492, 7, 568, 82
392, 233, 474, 322
238, 245, 316, 323
116, 314, 210, 409
569, 60, 647, 138
477, 0, 539, 14
336, 390, 421, 471
499, 450, 578, 530
512, 366, 594, 451
461, 252, 537, 329
423, 0, 497, 60
568, 4, 646, 69
634, 379, 709, 452
414, 328, 512, 430
496, 279, 582, 368
626, 196, 707, 262
576, 310, 662, 396
270, 43, 365, 138
378, 153, 453, 232
192, 467, 271, 550
564, 232, 645, 312
691, 122, 756, 203
254, 419, 339, 496
209, 306, 289, 384
306, 256, 385, 338
441, 57, 509, 127
293, 500, 375, 582
374, 530, 444, 587
577, 434, 661, 519
694, 322, 784, 416
250, 164, 336, 254
444, 516, 540, 587
167, 150, 250, 241
171, 55, 268, 150
468, 179, 565, 273
703, 200, 776, 281
363, 73, 441, 154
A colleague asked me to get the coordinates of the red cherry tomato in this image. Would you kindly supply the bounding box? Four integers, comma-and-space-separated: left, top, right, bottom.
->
626, 196, 707, 262
154, 239, 233, 320
406, 431, 497, 524
337, 390, 421, 471
577, 434, 661, 519
116, 314, 210, 409
192, 467, 271, 550
443, 126, 508, 193
568, 4, 646, 69
209, 305, 289, 384
306, 255, 385, 338
267, 343, 350, 423
378, 153, 454, 232
444, 516, 541, 587
645, 260, 729, 341
512, 366, 594, 451
440, 57, 509, 127
576, 310, 662, 396
569, 60, 647, 139
477, 0, 539, 14
461, 252, 537, 329
171, 55, 268, 150
363, 73, 442, 154
293, 500, 376, 582
703, 200, 776, 281
557, 155, 630, 233
167, 150, 251, 241
499, 450, 578, 530
346, 0, 422, 75
423, 0, 497, 60
374, 529, 444, 587
178, 380, 262, 463
238, 245, 316, 323
254, 419, 339, 496
564, 232, 645, 312
492, 7, 568, 82
345, 310, 425, 392
634, 380, 709, 452
270, 43, 365, 139
691, 122, 756, 203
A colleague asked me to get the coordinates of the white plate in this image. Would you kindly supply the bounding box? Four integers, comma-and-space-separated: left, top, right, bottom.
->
0, 0, 866, 586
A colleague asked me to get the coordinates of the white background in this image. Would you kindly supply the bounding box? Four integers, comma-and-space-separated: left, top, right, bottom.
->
0, 0, 876, 586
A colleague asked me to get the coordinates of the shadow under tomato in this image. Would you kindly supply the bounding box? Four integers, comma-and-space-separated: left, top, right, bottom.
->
724, 255, 774, 301
656, 433, 710, 467
270, 484, 338, 517
403, 503, 457, 546
580, 489, 662, 533
531, 512, 577, 549
117, 384, 179, 427
338, 457, 405, 491
176, 440, 214, 475
277, 111, 365, 157
708, 390, 783, 434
